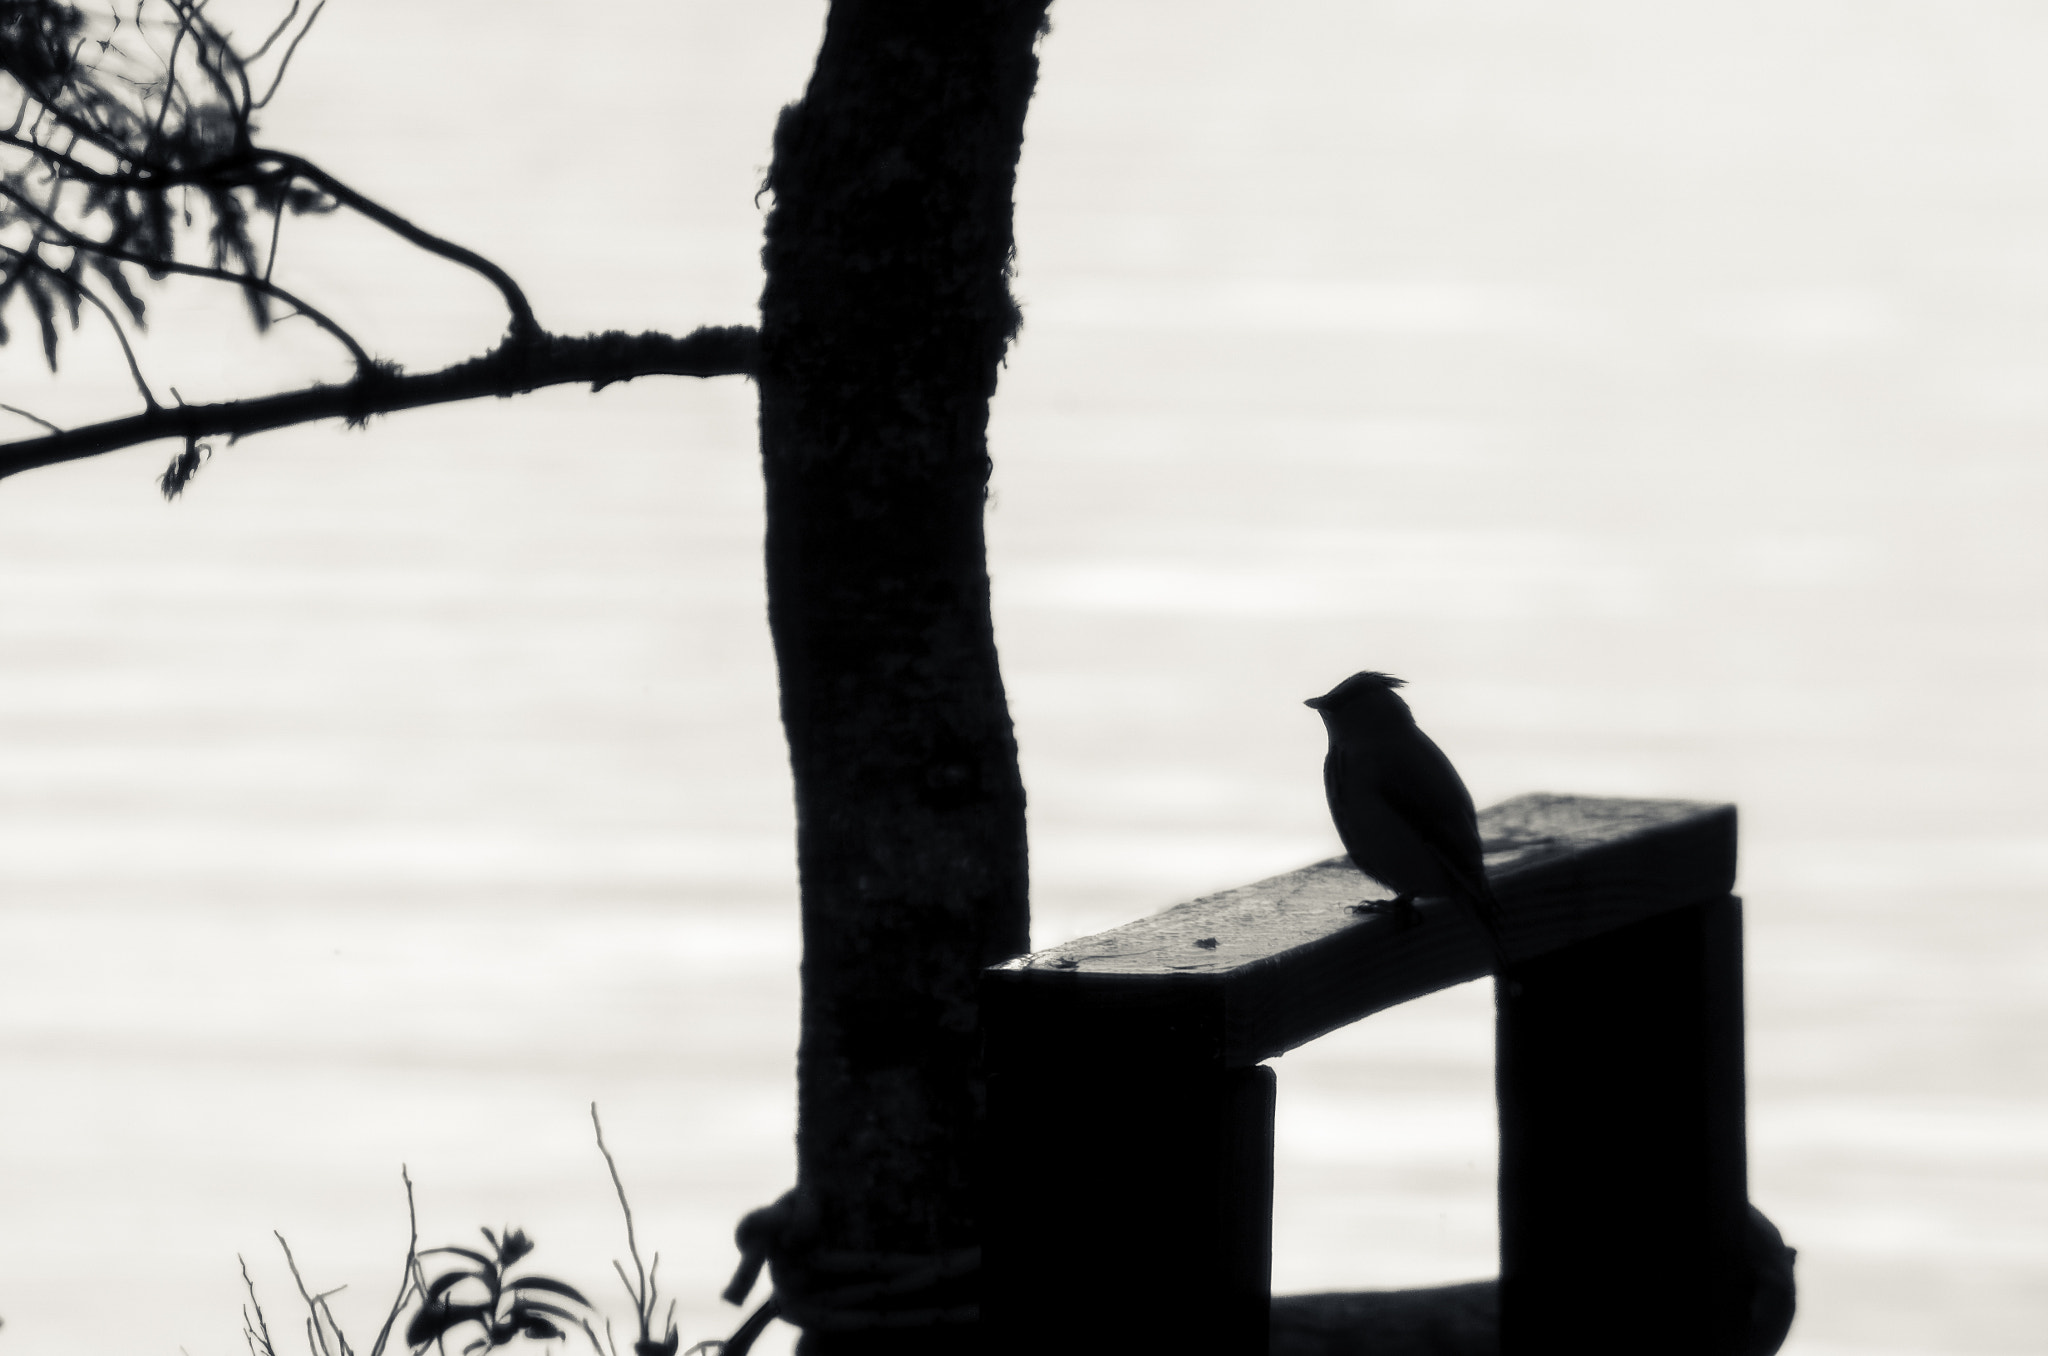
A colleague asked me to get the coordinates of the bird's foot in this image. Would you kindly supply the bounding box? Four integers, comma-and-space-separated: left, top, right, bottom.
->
1350, 894, 1422, 930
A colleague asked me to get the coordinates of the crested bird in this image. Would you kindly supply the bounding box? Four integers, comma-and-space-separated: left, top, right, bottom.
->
1305, 671, 1509, 970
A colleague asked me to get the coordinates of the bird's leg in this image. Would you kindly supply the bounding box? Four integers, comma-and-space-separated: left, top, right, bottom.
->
1350, 893, 1422, 930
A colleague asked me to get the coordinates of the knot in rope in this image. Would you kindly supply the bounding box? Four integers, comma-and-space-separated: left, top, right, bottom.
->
716, 1189, 980, 1353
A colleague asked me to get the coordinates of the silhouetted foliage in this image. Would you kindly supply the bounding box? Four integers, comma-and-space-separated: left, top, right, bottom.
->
235, 1119, 724, 1356
0, 0, 750, 486
1, 0, 362, 374
408, 1228, 593, 1354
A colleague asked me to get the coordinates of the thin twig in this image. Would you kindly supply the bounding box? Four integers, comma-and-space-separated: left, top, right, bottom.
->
274, 1232, 337, 1356
253, 0, 326, 110
184, 1, 253, 119
245, 0, 303, 62
66, 272, 161, 407
262, 190, 283, 282
143, 0, 197, 161
591, 1104, 649, 1320
0, 130, 115, 180
366, 1166, 423, 1356
241, 1255, 279, 1356
270, 151, 538, 341
0, 404, 61, 434
312, 1292, 355, 1356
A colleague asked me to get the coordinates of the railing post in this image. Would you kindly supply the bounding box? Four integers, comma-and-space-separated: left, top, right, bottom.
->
1496, 895, 1751, 1354
983, 988, 1275, 1356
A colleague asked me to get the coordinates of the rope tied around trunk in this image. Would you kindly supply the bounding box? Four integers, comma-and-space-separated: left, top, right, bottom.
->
714, 1191, 981, 1353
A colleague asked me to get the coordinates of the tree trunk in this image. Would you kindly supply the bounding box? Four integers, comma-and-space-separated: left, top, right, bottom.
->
755, 1, 1049, 1351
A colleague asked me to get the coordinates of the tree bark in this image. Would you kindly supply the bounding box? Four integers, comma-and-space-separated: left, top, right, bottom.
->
755, 1, 1048, 1351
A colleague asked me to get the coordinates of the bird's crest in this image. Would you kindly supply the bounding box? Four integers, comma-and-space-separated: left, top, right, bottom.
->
1304, 671, 1406, 710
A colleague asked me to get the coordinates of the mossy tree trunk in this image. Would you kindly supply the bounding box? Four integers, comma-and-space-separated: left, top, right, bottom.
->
755, 1, 1050, 1350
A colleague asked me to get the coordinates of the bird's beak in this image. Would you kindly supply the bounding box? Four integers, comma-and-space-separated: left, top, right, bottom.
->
1302, 696, 1324, 710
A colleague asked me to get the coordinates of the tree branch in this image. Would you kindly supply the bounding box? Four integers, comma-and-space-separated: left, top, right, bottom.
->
0, 324, 758, 484
270, 152, 540, 341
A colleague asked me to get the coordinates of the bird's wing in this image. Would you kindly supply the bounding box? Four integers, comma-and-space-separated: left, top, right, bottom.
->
1378, 752, 1508, 970
1373, 730, 1500, 917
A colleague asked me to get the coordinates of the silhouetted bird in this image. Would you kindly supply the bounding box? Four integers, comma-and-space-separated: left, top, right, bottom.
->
1305, 672, 1509, 970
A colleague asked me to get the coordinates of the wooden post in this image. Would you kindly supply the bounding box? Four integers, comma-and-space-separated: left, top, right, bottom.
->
983, 1044, 1274, 1356
1497, 895, 1751, 1355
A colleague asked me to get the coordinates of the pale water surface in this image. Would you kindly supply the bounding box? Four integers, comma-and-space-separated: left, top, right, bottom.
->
2, 4, 2044, 1354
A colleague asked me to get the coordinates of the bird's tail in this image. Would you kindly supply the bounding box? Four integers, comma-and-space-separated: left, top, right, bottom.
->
1465, 877, 1512, 974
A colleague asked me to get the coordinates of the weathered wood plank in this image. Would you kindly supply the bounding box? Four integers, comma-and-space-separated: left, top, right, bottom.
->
987, 793, 1736, 1068
1269, 1283, 1497, 1356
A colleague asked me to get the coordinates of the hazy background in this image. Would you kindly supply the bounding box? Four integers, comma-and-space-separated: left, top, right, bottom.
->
2, 3, 2044, 1354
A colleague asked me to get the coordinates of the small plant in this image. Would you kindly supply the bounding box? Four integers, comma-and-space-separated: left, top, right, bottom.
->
584, 1104, 697, 1356
406, 1228, 592, 1354
232, 1110, 734, 1356
239, 1168, 425, 1356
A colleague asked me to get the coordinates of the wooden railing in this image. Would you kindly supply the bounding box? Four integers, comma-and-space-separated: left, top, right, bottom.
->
982, 793, 1796, 1356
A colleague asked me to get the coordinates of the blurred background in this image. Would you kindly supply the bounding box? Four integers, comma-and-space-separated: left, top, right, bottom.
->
1, 2, 2043, 1353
